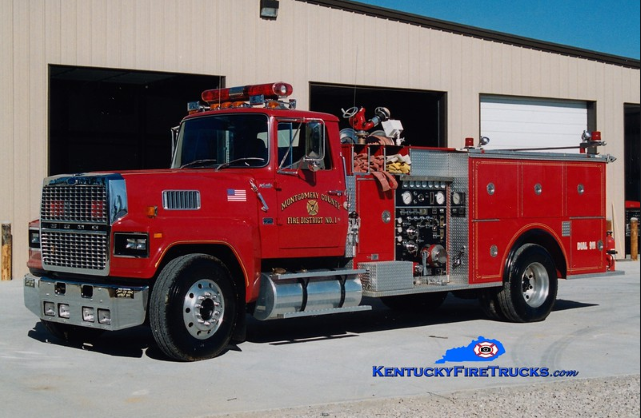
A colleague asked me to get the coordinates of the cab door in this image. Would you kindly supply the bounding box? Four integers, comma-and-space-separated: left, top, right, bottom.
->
274, 119, 347, 255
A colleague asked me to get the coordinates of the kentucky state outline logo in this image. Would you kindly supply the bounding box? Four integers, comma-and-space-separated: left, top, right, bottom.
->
435, 336, 505, 364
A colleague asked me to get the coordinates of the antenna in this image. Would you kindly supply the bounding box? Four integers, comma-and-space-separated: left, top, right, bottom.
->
352, 46, 359, 108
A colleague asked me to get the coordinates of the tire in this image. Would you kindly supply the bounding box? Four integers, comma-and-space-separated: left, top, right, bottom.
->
478, 288, 507, 321
42, 321, 104, 343
150, 254, 238, 361
380, 292, 448, 312
497, 244, 558, 323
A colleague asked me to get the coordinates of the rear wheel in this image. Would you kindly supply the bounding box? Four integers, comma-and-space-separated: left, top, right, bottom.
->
497, 244, 558, 322
381, 292, 448, 312
150, 254, 238, 361
478, 288, 506, 321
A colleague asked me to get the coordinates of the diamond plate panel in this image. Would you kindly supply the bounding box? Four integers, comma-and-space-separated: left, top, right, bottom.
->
358, 261, 414, 292
448, 153, 470, 286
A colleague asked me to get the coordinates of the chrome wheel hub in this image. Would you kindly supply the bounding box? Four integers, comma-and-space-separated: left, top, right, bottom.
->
521, 262, 549, 308
183, 279, 225, 339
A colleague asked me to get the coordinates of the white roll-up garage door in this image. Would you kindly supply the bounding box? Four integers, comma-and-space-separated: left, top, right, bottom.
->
480, 96, 588, 153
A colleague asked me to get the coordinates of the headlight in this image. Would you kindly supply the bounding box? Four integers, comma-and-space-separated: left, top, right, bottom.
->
114, 233, 149, 257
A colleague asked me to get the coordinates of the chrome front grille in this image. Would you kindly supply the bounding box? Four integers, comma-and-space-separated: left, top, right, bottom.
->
41, 184, 108, 223
41, 231, 108, 271
39, 175, 123, 276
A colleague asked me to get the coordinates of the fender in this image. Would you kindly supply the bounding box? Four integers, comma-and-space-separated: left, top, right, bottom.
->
502, 226, 568, 282
111, 216, 261, 302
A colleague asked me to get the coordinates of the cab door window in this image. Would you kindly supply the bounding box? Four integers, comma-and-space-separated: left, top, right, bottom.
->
277, 119, 330, 171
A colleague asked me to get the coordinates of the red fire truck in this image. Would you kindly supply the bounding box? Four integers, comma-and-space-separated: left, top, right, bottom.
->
24, 82, 613, 361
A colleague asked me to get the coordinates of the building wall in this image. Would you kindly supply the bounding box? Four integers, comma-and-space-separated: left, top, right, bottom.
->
1, 0, 639, 278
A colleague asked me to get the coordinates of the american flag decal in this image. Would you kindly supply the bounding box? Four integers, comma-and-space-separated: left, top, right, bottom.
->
227, 189, 247, 202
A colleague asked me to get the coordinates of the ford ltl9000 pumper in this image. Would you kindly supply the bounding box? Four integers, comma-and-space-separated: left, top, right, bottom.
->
24, 82, 614, 361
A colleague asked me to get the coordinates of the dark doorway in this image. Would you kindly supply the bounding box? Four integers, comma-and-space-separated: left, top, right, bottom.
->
309, 83, 446, 147
625, 104, 640, 202
49, 65, 222, 175
624, 103, 640, 256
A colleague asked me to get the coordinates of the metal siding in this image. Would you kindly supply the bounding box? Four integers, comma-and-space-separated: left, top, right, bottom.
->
0, 0, 638, 279
0, 0, 14, 228
105, 0, 121, 65
119, 0, 135, 66
77, 0, 92, 64
91, 0, 107, 66
29, 0, 47, 226
45, 0, 61, 63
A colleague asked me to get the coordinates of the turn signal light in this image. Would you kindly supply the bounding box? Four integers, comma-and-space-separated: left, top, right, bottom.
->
145, 206, 157, 218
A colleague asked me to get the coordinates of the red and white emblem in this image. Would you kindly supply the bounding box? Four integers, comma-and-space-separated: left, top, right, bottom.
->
473, 341, 499, 358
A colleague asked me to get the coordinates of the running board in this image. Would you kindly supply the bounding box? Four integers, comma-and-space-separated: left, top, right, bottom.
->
362, 281, 501, 298
271, 268, 367, 281
277, 305, 371, 319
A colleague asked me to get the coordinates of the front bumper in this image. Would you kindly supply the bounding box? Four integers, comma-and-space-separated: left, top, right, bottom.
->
24, 273, 149, 331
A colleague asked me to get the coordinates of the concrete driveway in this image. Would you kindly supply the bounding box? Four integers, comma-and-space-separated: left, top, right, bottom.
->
0, 261, 638, 418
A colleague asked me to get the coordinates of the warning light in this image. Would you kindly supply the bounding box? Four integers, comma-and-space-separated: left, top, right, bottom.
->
201, 82, 293, 105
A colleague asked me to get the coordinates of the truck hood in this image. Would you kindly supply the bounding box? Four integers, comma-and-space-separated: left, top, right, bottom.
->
120, 168, 262, 221
46, 169, 265, 223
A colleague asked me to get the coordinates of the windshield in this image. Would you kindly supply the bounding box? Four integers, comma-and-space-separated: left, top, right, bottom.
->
171, 114, 269, 169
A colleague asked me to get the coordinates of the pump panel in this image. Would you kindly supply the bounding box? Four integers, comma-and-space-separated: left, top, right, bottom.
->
394, 177, 452, 276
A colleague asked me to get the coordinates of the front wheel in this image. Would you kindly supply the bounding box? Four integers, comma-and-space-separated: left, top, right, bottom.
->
497, 244, 558, 322
150, 254, 238, 361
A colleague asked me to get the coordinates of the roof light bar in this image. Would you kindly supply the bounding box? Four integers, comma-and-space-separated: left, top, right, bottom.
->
201, 82, 293, 105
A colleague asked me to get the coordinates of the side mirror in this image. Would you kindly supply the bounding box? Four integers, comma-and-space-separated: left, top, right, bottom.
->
302, 157, 322, 172
302, 121, 325, 171
170, 126, 180, 161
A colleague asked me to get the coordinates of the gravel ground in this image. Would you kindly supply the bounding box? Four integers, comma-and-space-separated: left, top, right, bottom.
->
218, 374, 640, 418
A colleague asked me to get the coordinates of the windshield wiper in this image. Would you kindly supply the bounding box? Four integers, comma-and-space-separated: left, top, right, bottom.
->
180, 159, 218, 169
215, 157, 265, 171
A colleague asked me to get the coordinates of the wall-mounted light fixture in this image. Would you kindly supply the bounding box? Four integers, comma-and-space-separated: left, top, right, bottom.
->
260, 0, 279, 20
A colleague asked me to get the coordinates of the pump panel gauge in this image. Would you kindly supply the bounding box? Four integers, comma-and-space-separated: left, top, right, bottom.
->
450, 192, 466, 217
401, 191, 412, 205
435, 191, 445, 205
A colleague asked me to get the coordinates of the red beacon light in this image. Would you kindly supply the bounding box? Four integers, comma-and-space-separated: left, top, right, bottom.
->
580, 130, 605, 154
201, 82, 293, 106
